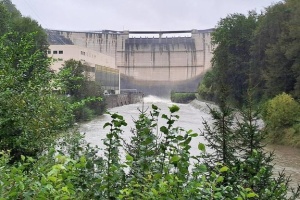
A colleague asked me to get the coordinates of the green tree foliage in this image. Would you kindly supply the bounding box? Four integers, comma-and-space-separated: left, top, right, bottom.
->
197, 70, 217, 101
199, 12, 258, 107
58, 59, 86, 97
58, 59, 105, 121
0, 33, 72, 160
0, 0, 48, 53
0, 0, 21, 18
199, 0, 300, 106
11, 16, 48, 53
201, 96, 300, 199
201, 101, 236, 167
263, 92, 300, 129
252, 1, 296, 98
0, 2, 10, 35
284, 0, 300, 98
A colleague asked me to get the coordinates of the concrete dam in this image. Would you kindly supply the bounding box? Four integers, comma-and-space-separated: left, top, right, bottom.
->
47, 29, 214, 96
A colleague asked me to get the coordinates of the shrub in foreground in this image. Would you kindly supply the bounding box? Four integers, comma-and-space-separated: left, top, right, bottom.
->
1, 104, 299, 199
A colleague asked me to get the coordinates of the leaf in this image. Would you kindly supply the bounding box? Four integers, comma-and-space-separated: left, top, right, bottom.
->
161, 114, 168, 120
111, 113, 120, 119
62, 186, 70, 194
126, 154, 133, 162
169, 105, 180, 113
176, 135, 184, 140
80, 156, 86, 164
216, 176, 224, 183
198, 164, 207, 172
183, 137, 192, 145
103, 122, 111, 129
189, 133, 198, 137
160, 126, 168, 134
151, 188, 158, 195
152, 104, 158, 110
48, 176, 57, 183
170, 155, 180, 162
198, 143, 206, 152
219, 166, 229, 172
247, 192, 258, 198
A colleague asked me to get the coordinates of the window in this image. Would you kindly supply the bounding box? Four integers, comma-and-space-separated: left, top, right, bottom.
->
47, 50, 51, 54
53, 51, 57, 54
81, 51, 85, 55
59, 50, 63, 54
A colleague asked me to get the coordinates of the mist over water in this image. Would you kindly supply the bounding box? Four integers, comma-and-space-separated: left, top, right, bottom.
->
143, 95, 171, 104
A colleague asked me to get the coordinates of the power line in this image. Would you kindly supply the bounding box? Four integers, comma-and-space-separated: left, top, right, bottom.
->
23, 0, 66, 45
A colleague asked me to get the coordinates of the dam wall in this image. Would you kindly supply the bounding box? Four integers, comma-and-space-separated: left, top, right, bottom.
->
116, 30, 213, 82
47, 29, 214, 83
105, 93, 143, 108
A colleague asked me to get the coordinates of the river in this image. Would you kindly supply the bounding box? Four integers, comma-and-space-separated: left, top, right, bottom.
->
80, 95, 300, 189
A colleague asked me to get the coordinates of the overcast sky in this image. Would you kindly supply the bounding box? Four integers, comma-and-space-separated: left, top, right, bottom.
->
11, 0, 282, 31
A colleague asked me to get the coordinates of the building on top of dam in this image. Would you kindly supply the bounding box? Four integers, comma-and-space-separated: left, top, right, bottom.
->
47, 29, 214, 95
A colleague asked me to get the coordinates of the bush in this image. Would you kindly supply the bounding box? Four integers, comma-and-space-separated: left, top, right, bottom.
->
170, 91, 196, 103
263, 93, 300, 129
74, 106, 95, 121
1, 104, 299, 199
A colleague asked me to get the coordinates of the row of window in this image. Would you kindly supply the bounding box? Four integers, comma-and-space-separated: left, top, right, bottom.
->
48, 50, 63, 54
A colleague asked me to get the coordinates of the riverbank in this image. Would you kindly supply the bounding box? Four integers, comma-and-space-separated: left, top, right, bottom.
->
190, 99, 300, 148
266, 127, 300, 148
189, 99, 300, 189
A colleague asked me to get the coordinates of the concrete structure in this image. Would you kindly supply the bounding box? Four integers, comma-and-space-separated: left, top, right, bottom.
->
47, 29, 214, 94
116, 30, 214, 81
48, 44, 120, 93
48, 45, 115, 76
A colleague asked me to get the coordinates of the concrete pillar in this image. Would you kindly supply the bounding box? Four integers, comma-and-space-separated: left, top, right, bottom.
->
116, 30, 129, 68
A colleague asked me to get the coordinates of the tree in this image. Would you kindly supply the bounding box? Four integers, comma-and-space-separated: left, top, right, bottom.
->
58, 59, 86, 98
284, 0, 300, 98
200, 96, 300, 199
11, 16, 49, 54
0, 32, 72, 160
58, 59, 105, 121
0, 3, 10, 35
202, 12, 258, 107
251, 0, 300, 100
0, 0, 21, 18
0, 0, 48, 54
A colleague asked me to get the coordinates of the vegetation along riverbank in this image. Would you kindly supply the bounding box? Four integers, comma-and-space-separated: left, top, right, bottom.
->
197, 0, 300, 148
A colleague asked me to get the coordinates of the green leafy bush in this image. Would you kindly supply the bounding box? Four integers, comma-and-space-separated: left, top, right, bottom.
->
0, 104, 299, 199
0, 32, 73, 160
263, 93, 300, 129
170, 91, 196, 103
57, 59, 105, 122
